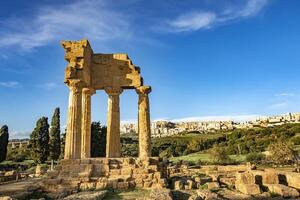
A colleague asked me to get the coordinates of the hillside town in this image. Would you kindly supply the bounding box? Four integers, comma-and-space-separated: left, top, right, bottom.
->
121, 112, 300, 137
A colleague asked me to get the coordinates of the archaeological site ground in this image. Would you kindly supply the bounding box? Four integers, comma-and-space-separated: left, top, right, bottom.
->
1, 2, 300, 199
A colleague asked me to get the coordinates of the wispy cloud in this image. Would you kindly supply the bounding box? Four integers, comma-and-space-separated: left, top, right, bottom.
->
0, 1, 131, 51
268, 102, 288, 110
275, 93, 295, 97
35, 82, 59, 90
164, 0, 269, 32
0, 81, 19, 88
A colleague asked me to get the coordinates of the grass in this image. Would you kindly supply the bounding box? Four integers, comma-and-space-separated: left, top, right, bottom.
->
170, 152, 247, 164
104, 189, 151, 200
0, 160, 34, 166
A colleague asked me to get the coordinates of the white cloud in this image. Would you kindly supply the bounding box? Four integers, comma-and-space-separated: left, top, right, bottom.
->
0, 0, 131, 51
275, 93, 295, 97
10, 130, 31, 139
165, 0, 269, 32
268, 102, 288, 109
167, 12, 217, 32
36, 82, 59, 90
0, 81, 19, 88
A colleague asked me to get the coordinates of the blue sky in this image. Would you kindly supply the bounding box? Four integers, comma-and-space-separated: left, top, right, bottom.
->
1, 0, 300, 138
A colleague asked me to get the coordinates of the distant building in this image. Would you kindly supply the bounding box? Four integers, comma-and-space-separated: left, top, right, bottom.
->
8, 139, 30, 149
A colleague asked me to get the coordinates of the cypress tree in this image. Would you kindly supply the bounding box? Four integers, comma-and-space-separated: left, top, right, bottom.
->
29, 117, 50, 164
0, 125, 9, 162
49, 107, 61, 160
91, 122, 107, 157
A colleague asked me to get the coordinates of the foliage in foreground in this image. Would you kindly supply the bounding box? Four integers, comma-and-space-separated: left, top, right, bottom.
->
49, 107, 61, 161
268, 140, 298, 164
0, 125, 9, 162
91, 122, 107, 157
28, 117, 50, 164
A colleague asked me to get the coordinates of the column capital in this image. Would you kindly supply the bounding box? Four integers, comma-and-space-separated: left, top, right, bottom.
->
136, 86, 151, 95
105, 87, 123, 95
82, 88, 96, 95
67, 80, 85, 93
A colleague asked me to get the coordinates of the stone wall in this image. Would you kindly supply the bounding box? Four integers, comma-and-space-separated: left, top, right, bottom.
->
40, 157, 167, 193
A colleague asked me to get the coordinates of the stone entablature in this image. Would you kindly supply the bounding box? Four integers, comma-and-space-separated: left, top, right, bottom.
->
61, 39, 152, 159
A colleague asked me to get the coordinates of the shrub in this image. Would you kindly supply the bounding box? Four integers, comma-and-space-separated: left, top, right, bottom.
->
268, 140, 298, 164
290, 136, 300, 145
246, 152, 265, 163
210, 146, 233, 165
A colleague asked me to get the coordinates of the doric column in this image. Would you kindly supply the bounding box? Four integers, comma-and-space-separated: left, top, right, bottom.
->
136, 86, 152, 159
64, 80, 83, 159
81, 88, 95, 158
105, 87, 123, 158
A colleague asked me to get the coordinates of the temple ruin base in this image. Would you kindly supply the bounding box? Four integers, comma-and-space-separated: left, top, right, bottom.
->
40, 157, 168, 193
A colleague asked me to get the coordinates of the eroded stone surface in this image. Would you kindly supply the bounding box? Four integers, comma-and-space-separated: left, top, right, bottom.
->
63, 190, 108, 200
61, 39, 152, 160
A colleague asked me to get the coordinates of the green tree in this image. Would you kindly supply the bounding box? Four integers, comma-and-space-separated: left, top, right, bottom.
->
268, 140, 298, 164
49, 108, 61, 161
210, 146, 233, 164
0, 125, 9, 162
91, 122, 107, 157
29, 117, 50, 164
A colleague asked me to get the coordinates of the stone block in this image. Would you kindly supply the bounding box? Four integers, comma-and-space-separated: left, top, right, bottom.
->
174, 180, 184, 190
149, 188, 172, 200
117, 182, 129, 190
186, 180, 194, 190
47, 170, 59, 179
153, 172, 161, 179
80, 159, 91, 164
63, 190, 108, 200
206, 182, 220, 190
109, 169, 121, 176
109, 164, 120, 169
107, 178, 119, 189
121, 167, 132, 175
133, 168, 149, 174
265, 184, 299, 198
262, 169, 279, 184
285, 172, 300, 189
219, 177, 235, 187
96, 181, 107, 190
235, 171, 256, 184
79, 182, 96, 191
123, 157, 135, 165
143, 180, 153, 188
235, 183, 261, 195
129, 180, 136, 188
148, 165, 158, 172
60, 159, 81, 165
158, 178, 167, 188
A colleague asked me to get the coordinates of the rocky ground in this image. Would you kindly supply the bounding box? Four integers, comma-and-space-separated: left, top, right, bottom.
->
0, 163, 300, 200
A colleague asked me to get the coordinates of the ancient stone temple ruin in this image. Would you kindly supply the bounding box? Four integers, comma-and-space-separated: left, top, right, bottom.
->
62, 39, 151, 160
41, 39, 167, 193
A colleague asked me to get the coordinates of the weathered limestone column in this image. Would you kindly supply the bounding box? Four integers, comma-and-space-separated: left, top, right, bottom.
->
64, 80, 83, 159
81, 88, 95, 158
105, 87, 123, 158
136, 86, 152, 159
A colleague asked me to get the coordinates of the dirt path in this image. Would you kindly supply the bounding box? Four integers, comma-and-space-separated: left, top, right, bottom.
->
0, 178, 40, 196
